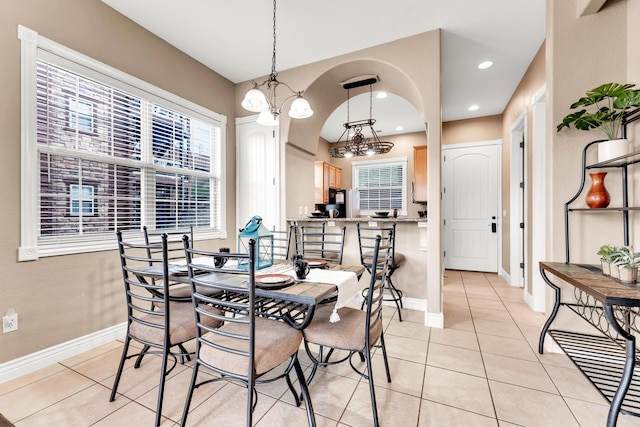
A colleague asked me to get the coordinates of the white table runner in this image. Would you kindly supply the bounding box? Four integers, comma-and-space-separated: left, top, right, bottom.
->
279, 266, 359, 322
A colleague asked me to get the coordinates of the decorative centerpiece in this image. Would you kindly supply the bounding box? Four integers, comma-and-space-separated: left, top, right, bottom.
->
557, 83, 640, 163
237, 215, 274, 270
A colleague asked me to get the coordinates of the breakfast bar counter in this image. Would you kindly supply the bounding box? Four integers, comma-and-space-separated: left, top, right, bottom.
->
288, 217, 428, 317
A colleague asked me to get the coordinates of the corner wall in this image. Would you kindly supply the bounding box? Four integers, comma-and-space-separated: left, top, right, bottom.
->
0, 0, 236, 364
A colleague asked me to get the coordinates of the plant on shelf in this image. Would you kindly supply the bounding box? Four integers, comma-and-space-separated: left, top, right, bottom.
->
557, 83, 640, 162
610, 245, 640, 284
597, 244, 616, 276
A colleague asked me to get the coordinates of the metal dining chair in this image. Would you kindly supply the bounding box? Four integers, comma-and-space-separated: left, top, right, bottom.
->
357, 222, 405, 321
299, 222, 346, 264
180, 237, 316, 427
143, 225, 194, 263
272, 223, 296, 261
110, 231, 223, 427
302, 235, 392, 427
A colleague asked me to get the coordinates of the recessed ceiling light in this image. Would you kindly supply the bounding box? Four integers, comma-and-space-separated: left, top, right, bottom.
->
376, 92, 388, 99
395, 126, 404, 131
468, 105, 479, 111
478, 61, 493, 70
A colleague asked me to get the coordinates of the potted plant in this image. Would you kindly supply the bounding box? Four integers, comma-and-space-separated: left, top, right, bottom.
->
557, 83, 640, 162
597, 244, 616, 276
611, 245, 640, 284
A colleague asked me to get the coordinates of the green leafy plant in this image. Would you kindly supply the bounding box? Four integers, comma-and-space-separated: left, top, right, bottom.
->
610, 245, 640, 267
557, 83, 640, 140
597, 244, 616, 260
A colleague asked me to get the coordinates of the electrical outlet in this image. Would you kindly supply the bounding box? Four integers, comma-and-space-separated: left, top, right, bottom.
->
3, 313, 18, 333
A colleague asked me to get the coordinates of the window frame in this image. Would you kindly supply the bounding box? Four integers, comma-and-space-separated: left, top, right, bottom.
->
67, 95, 95, 134
351, 156, 408, 216
18, 25, 227, 261
69, 184, 95, 217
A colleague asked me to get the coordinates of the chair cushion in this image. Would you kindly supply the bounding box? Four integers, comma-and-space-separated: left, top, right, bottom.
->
362, 251, 404, 269
199, 316, 303, 376
130, 302, 222, 346
302, 305, 382, 351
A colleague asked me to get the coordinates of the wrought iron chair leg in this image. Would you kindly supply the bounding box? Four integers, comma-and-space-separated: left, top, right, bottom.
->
109, 336, 131, 402
364, 346, 380, 427
177, 343, 191, 364
134, 344, 150, 368
294, 357, 317, 427
179, 362, 199, 427
379, 331, 391, 383
154, 348, 169, 427
283, 356, 301, 406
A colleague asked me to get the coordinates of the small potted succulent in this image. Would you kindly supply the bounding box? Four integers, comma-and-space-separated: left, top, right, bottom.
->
557, 83, 640, 162
610, 245, 640, 284
597, 244, 616, 276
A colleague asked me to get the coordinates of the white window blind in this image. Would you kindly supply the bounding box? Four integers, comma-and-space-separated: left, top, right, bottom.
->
353, 158, 407, 214
19, 26, 226, 259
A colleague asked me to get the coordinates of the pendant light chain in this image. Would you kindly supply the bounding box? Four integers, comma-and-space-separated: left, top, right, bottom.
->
369, 84, 373, 120
347, 88, 350, 123
241, 0, 313, 123
271, 0, 277, 78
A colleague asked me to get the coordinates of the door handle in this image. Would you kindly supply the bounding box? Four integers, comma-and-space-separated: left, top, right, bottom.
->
491, 222, 497, 233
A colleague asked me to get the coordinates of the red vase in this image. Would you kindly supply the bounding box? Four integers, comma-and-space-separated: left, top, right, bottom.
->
586, 172, 610, 208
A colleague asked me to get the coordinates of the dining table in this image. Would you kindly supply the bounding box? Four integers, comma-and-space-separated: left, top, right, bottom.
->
138, 259, 364, 330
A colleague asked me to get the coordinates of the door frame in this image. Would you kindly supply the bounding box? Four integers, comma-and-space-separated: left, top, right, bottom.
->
442, 139, 502, 272
235, 115, 281, 232
509, 112, 527, 288
529, 85, 547, 312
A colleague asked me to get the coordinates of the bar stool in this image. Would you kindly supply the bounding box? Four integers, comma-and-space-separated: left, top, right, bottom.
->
357, 222, 405, 321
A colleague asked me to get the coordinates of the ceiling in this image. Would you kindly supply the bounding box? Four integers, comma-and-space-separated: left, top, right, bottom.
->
101, 0, 545, 140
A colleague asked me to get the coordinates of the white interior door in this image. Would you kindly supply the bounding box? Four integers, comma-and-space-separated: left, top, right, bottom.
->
443, 141, 500, 272
235, 116, 280, 232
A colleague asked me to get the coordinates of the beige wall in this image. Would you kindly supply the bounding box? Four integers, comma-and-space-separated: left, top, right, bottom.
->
501, 41, 546, 286
548, 0, 629, 265
0, 0, 236, 363
442, 115, 503, 145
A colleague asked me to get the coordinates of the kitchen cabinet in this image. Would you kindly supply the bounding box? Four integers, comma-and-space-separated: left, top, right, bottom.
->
413, 146, 427, 203
329, 165, 342, 189
314, 161, 342, 204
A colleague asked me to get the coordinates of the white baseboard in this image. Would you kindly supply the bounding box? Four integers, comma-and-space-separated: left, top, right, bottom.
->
499, 267, 511, 285
425, 311, 444, 328
398, 296, 427, 312
0, 322, 126, 384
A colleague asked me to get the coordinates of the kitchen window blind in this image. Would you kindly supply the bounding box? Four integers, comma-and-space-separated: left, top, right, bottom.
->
19, 26, 226, 259
352, 158, 407, 214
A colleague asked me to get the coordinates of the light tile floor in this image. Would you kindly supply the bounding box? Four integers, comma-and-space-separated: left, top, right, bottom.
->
2, 270, 640, 426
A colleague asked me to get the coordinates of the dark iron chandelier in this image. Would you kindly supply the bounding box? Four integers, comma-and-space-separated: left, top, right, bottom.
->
241, 0, 313, 126
328, 81, 393, 158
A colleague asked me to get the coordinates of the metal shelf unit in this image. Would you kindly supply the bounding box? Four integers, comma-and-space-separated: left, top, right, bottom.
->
565, 108, 640, 263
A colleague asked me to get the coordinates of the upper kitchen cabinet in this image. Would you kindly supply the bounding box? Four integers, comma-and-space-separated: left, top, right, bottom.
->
413, 146, 427, 203
315, 161, 342, 204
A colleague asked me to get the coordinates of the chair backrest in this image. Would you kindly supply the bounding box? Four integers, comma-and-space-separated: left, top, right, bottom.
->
143, 225, 193, 264
357, 222, 397, 268
272, 223, 295, 261
117, 230, 174, 344
363, 235, 392, 345
299, 222, 346, 264
182, 236, 258, 381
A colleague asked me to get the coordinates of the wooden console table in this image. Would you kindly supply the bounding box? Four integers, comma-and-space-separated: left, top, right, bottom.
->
539, 262, 640, 426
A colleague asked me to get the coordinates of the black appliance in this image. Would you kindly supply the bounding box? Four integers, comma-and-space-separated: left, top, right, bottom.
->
326, 189, 347, 218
